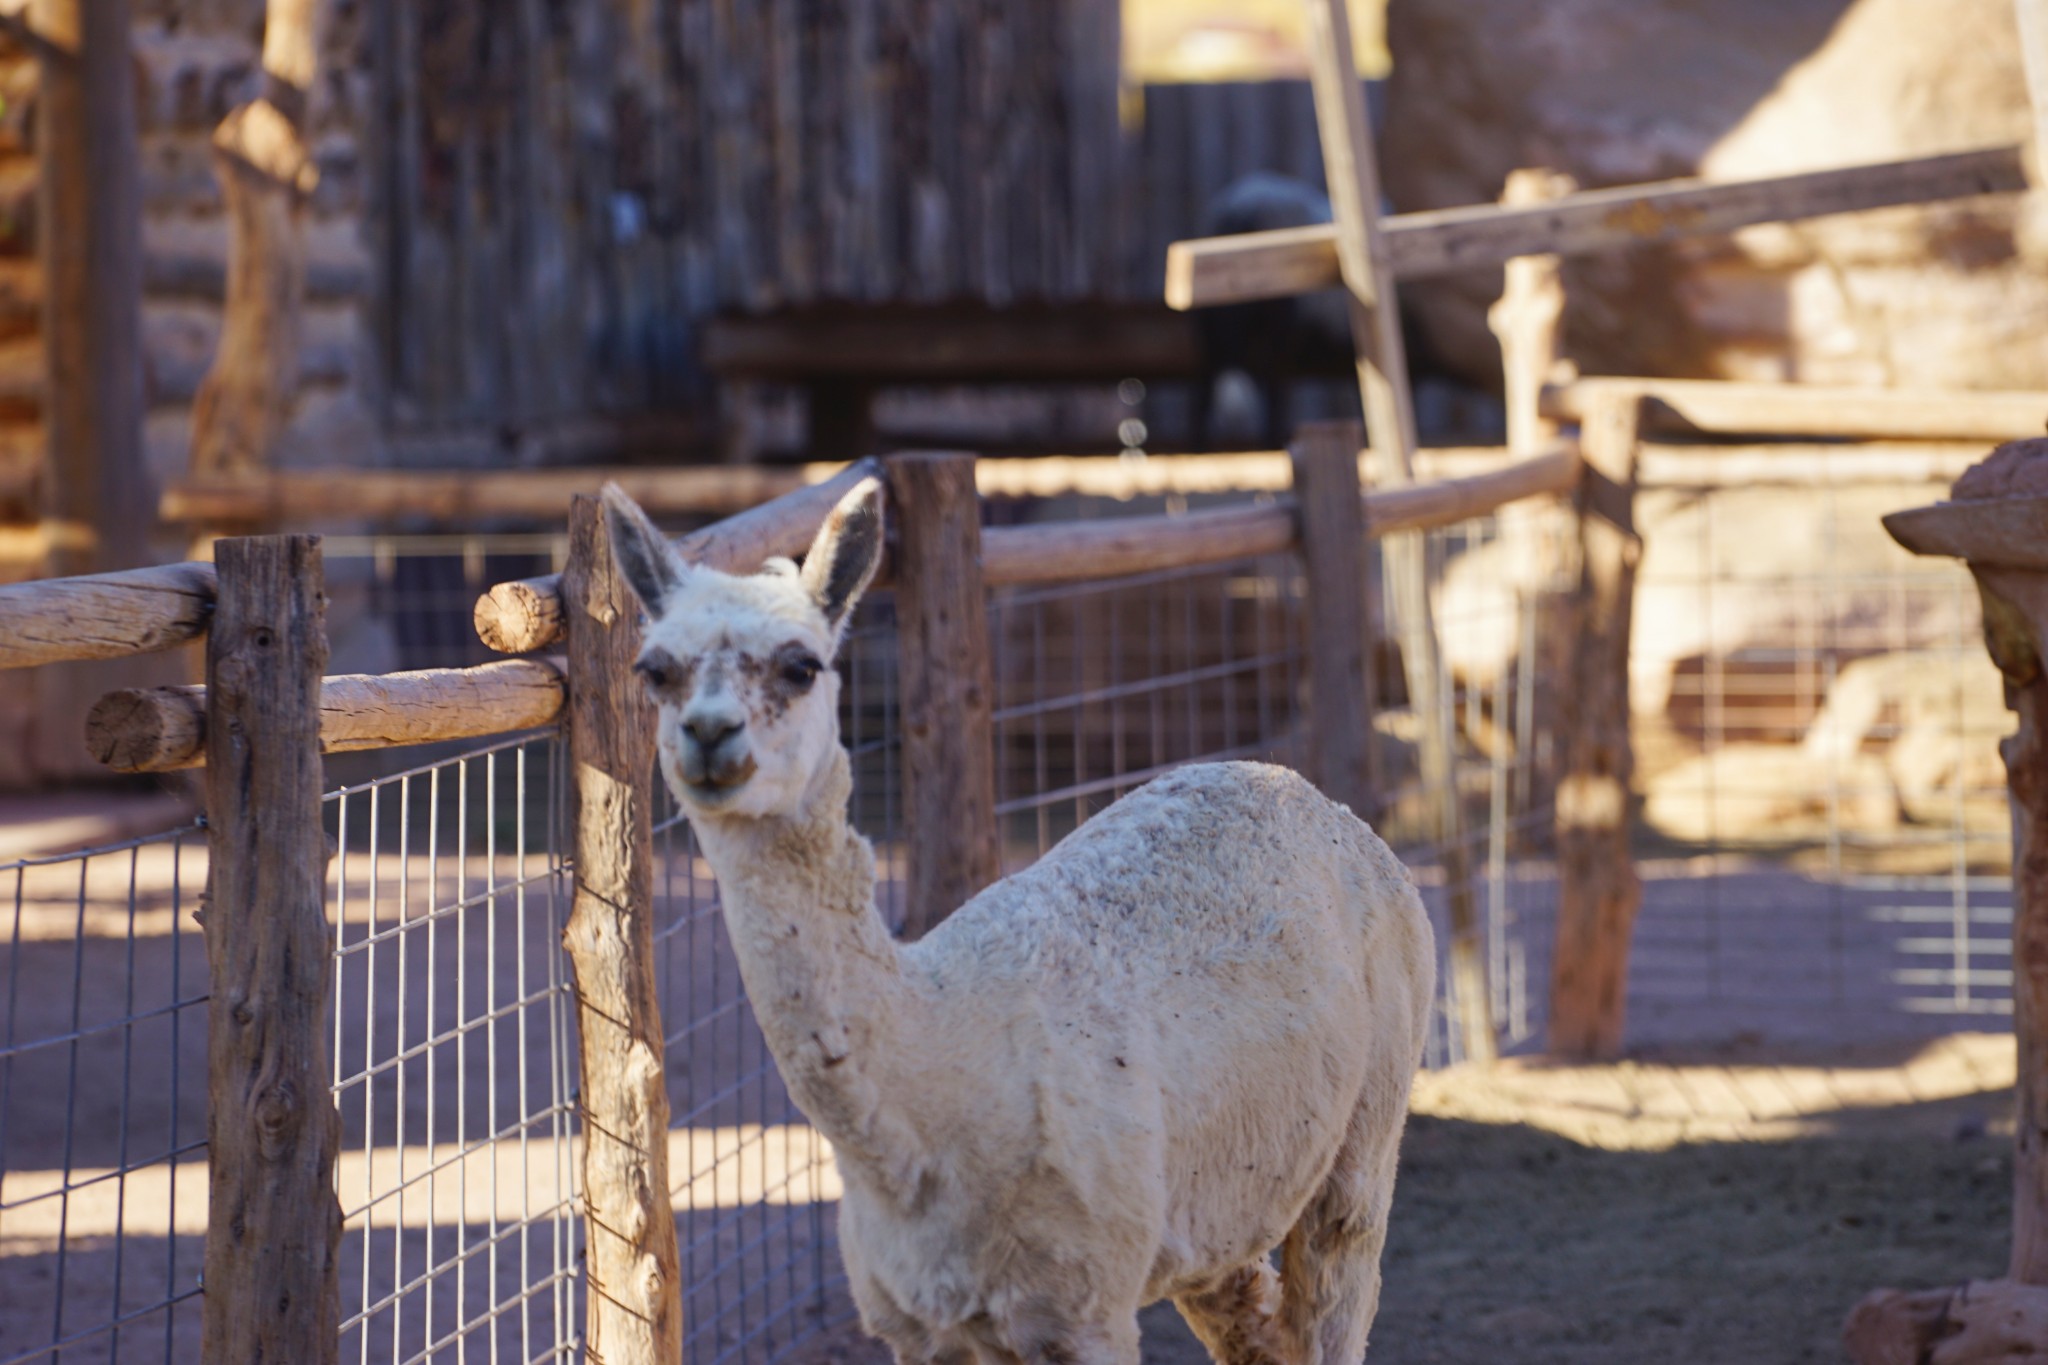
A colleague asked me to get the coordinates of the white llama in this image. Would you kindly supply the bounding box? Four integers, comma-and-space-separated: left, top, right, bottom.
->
601, 479, 1436, 1365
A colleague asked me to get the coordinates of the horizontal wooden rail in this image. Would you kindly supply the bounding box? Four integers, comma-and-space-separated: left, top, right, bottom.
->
0, 561, 216, 671
1544, 376, 2048, 442
473, 457, 882, 654
977, 446, 1582, 585
162, 464, 829, 525
86, 657, 566, 772
1166, 143, 2027, 308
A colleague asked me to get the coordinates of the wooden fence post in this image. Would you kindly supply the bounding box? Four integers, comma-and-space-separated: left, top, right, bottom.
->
561, 494, 683, 1365
889, 452, 998, 940
1547, 392, 1645, 1060
1292, 421, 1375, 819
199, 535, 341, 1365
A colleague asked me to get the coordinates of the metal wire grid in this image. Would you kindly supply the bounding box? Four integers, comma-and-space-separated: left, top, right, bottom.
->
986, 555, 1312, 875
323, 535, 569, 674
1622, 478, 2014, 1045
1383, 517, 1560, 1067
649, 595, 904, 1365
0, 823, 209, 1365
326, 732, 581, 1365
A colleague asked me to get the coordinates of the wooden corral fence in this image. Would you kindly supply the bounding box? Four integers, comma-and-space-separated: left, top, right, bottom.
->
0, 419, 1598, 1362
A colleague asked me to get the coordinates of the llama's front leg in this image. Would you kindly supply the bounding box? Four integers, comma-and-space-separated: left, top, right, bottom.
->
1174, 1262, 1297, 1365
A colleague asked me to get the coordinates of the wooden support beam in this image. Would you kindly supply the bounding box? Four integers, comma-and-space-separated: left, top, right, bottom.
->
188, 0, 330, 476
1546, 375, 2048, 442
1547, 394, 1646, 1061
85, 657, 566, 772
1165, 145, 2028, 308
1293, 421, 1375, 819
973, 447, 1581, 586
889, 453, 998, 941
560, 494, 683, 1364
0, 561, 216, 670
162, 465, 824, 526
198, 535, 340, 1365
2019, 0, 2048, 188
474, 457, 882, 655
1487, 169, 1577, 456
1305, 0, 1494, 1062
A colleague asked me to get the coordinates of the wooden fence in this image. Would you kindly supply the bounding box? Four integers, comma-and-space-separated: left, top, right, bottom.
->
0, 430, 1587, 1363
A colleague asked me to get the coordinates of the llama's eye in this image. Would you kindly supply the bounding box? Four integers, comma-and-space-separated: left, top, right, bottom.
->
634, 658, 674, 690
780, 655, 823, 690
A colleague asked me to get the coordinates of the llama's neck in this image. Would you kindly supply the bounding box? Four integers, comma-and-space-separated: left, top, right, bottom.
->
688, 749, 930, 1201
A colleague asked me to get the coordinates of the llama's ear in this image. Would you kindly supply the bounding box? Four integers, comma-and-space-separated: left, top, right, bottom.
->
601, 482, 686, 618
801, 478, 885, 640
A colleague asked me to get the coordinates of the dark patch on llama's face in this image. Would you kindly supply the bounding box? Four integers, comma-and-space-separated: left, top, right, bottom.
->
736, 641, 828, 725
633, 647, 696, 701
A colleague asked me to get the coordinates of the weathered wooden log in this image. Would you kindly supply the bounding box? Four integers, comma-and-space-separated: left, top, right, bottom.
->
890, 453, 999, 940
1486, 168, 1576, 456
198, 535, 340, 1365
1845, 1280, 2048, 1364
1306, 0, 1494, 1062
0, 562, 216, 670
86, 658, 566, 772
980, 502, 1296, 586
187, 0, 329, 477
474, 457, 882, 655
161, 464, 823, 525
1547, 376, 2048, 442
1293, 422, 1375, 819
1886, 437, 2048, 1284
1166, 144, 2029, 307
1547, 393, 1646, 1060
559, 494, 682, 1365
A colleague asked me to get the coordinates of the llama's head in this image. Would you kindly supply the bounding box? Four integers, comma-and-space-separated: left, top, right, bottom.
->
601, 479, 884, 820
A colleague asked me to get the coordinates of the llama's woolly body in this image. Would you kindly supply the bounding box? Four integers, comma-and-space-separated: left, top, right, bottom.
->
604, 478, 1437, 1365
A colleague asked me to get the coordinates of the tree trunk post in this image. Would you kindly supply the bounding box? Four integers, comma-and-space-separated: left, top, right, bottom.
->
199, 535, 341, 1365
1292, 420, 1375, 820
1304, 0, 1495, 1062
189, 0, 330, 478
888, 452, 998, 940
1547, 391, 1645, 1060
561, 494, 684, 1365
29, 0, 155, 779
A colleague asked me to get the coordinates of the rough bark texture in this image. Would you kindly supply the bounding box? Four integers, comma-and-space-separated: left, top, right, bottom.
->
561, 494, 682, 1365
88, 657, 566, 771
1845, 1279, 2048, 1363
888, 452, 998, 941
1304, 0, 1493, 1061
1548, 393, 1646, 1060
188, 0, 327, 477
2011, 672, 2048, 1282
0, 561, 216, 670
198, 534, 341, 1365
1293, 421, 1374, 820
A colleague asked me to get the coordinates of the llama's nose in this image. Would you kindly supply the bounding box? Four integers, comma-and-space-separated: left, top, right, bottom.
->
683, 713, 742, 751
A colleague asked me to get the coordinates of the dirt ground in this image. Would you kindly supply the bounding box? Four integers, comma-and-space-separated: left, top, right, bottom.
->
796, 1037, 2017, 1365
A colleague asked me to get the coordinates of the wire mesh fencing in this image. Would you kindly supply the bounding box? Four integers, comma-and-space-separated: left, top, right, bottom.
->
326, 732, 581, 1365
0, 824, 209, 1365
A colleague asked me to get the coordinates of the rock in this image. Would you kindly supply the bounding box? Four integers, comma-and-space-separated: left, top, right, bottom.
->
1382, 0, 2047, 389
1802, 649, 2009, 827
1845, 1280, 2048, 1364
1438, 481, 1967, 722
1645, 743, 1900, 842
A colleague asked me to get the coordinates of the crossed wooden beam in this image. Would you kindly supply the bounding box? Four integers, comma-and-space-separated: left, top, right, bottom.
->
1165, 0, 2041, 1065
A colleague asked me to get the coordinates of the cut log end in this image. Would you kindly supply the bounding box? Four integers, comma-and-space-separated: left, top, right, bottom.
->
86, 687, 206, 772
474, 579, 563, 655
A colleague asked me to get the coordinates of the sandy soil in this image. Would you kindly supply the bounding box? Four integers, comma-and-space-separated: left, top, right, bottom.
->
794, 1038, 2018, 1365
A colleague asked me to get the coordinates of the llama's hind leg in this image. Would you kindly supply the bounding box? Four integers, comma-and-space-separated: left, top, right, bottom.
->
1172, 1261, 1295, 1365
1276, 1101, 1406, 1365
